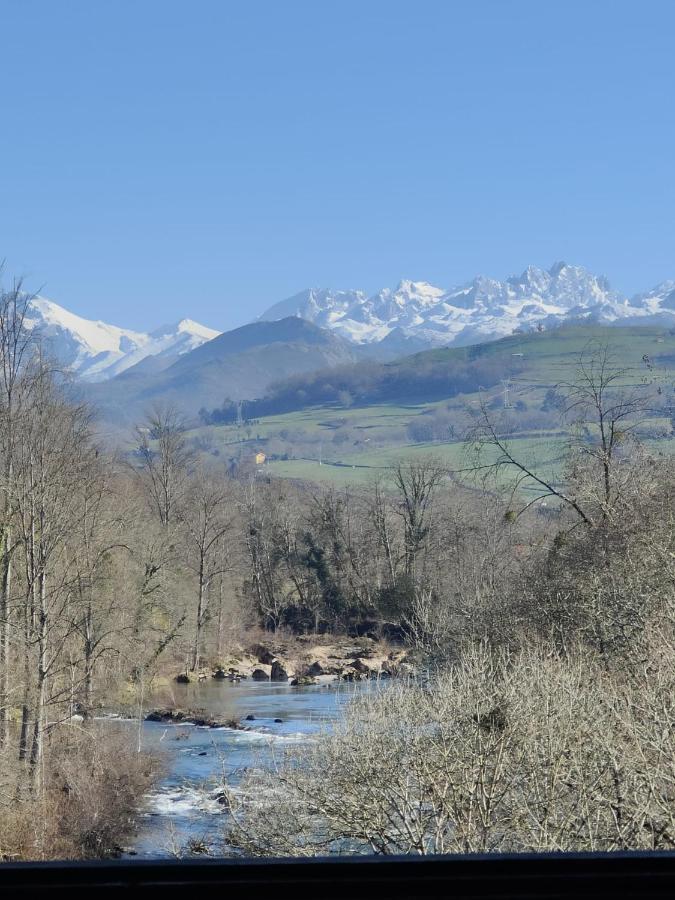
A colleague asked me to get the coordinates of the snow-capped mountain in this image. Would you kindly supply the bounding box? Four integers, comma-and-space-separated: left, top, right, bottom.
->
631, 281, 675, 314
23, 263, 675, 385
260, 263, 675, 349
25, 297, 220, 381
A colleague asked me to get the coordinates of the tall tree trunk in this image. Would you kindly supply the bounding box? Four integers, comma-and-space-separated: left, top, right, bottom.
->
0, 525, 10, 747
191, 559, 206, 672
18, 601, 32, 761
83, 604, 94, 721
216, 575, 224, 658
20, 504, 37, 761
29, 570, 47, 797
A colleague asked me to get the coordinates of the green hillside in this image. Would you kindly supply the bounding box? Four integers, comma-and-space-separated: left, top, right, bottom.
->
407, 322, 675, 382
183, 324, 675, 489
85, 316, 359, 427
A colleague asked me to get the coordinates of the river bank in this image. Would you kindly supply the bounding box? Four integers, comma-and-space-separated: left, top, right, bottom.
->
168, 635, 413, 687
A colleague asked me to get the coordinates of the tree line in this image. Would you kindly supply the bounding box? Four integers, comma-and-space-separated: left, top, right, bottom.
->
198, 351, 513, 424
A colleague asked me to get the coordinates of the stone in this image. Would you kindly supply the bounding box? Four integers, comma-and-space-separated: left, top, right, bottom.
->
307, 659, 343, 676
251, 666, 271, 681
340, 667, 366, 682
175, 673, 190, 683
350, 658, 370, 674
270, 660, 290, 681
253, 645, 277, 665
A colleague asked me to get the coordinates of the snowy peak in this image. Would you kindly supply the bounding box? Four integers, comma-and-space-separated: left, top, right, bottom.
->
392, 280, 446, 302
150, 318, 220, 341
631, 281, 675, 313
259, 263, 675, 349
25, 297, 219, 381
539, 261, 617, 309
27, 297, 146, 354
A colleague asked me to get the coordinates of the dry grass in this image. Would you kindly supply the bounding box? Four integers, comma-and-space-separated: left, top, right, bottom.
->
0, 723, 160, 861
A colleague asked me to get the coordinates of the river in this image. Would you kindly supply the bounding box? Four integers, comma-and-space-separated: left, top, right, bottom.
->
127, 678, 368, 858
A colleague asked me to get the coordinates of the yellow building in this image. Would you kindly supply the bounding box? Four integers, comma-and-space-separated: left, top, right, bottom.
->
255, 451, 266, 466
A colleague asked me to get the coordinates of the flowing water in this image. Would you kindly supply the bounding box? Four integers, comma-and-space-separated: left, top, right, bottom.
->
126, 679, 368, 858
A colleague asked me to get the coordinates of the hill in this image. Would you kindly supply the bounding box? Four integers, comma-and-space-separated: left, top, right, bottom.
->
201, 323, 675, 424
187, 324, 675, 488
84, 316, 359, 427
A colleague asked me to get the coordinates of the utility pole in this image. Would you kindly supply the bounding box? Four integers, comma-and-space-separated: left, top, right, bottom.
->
501, 379, 512, 409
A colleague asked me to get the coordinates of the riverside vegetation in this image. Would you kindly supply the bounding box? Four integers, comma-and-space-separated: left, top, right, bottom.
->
223, 344, 675, 855
0, 275, 674, 859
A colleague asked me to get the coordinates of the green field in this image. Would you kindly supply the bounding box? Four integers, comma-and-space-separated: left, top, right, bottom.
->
183, 324, 675, 490
188, 401, 442, 458
265, 433, 570, 490
197, 402, 430, 442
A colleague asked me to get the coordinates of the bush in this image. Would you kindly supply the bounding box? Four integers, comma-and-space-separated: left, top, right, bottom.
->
0, 724, 160, 860
225, 641, 675, 855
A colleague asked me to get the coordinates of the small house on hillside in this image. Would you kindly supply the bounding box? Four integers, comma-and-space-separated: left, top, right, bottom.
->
255, 451, 266, 466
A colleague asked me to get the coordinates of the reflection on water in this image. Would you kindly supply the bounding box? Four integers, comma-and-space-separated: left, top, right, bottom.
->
129, 679, 370, 858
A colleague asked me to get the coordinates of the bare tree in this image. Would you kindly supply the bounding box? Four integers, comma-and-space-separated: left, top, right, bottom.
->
242, 480, 308, 633
561, 342, 651, 520
469, 342, 653, 526
69, 453, 128, 720
368, 475, 400, 589
0, 273, 35, 746
179, 471, 236, 671
391, 459, 446, 581
12, 360, 95, 793
134, 405, 192, 528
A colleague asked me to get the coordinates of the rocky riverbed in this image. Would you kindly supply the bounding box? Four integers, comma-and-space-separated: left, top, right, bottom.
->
124, 637, 412, 858
131, 677, 380, 857
171, 636, 413, 687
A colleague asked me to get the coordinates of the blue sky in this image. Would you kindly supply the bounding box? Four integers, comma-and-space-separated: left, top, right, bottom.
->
1, 0, 674, 331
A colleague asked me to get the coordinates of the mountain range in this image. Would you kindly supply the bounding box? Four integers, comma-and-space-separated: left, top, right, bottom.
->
25, 263, 675, 388
25, 297, 220, 381
18, 262, 675, 427
260, 262, 675, 348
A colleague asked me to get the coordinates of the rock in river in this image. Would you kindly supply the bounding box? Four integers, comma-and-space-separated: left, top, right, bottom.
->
271, 660, 290, 681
